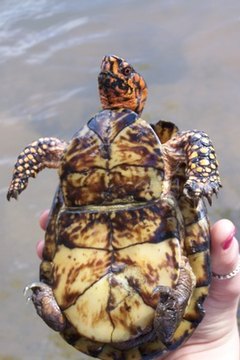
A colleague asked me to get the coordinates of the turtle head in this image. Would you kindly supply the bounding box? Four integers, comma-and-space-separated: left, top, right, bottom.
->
98, 55, 148, 115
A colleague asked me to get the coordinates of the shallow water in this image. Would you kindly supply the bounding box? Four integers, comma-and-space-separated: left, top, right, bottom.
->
1, 1, 240, 359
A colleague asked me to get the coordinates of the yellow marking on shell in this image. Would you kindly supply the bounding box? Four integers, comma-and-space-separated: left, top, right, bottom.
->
196, 167, 203, 173
109, 118, 163, 168
184, 216, 209, 251
62, 169, 107, 205
190, 163, 196, 170
199, 147, 209, 154
18, 158, 24, 164
42, 144, 48, 150
58, 211, 111, 249
40, 261, 54, 282
27, 154, 34, 160
115, 240, 180, 304
171, 319, 194, 343
64, 276, 114, 343
189, 151, 198, 160
30, 147, 36, 153
110, 204, 177, 249
139, 338, 166, 356
189, 251, 209, 287
183, 286, 208, 320
109, 165, 163, 202
124, 348, 143, 360
24, 163, 30, 168
17, 165, 24, 172
24, 148, 30, 154
60, 118, 164, 206
53, 245, 111, 309
38, 148, 44, 155
109, 274, 154, 342
61, 126, 107, 171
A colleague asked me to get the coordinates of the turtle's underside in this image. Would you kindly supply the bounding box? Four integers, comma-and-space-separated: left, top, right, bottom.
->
7, 55, 221, 360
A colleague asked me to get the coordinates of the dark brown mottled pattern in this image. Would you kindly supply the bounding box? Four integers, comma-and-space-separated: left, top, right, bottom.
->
59, 110, 164, 206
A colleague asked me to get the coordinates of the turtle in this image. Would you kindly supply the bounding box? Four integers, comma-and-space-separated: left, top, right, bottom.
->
7, 55, 221, 360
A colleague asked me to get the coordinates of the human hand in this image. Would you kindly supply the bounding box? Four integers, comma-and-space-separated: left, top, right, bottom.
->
37, 212, 240, 360
161, 219, 240, 360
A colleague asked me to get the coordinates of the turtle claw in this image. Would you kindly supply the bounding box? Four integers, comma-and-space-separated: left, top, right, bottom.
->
23, 282, 66, 332
7, 189, 18, 201
205, 193, 212, 206
7, 178, 28, 201
24, 282, 41, 296
183, 178, 221, 206
24, 282, 44, 302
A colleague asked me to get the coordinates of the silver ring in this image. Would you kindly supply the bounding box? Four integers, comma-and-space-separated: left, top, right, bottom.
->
212, 257, 240, 280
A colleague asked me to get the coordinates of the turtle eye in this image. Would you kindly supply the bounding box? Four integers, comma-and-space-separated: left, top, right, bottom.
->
122, 66, 132, 77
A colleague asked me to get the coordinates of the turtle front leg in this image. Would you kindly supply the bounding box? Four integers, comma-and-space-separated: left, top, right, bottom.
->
162, 130, 222, 204
7, 137, 67, 200
24, 282, 66, 332
153, 260, 195, 344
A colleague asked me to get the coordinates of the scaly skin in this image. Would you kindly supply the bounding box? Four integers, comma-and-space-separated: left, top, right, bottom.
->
7, 137, 67, 200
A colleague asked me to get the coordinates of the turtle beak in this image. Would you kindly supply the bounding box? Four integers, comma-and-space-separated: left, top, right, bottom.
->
99, 56, 114, 88
100, 54, 124, 73
100, 55, 112, 72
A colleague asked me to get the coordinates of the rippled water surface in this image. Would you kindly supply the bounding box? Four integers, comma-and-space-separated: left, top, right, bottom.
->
1, 1, 240, 359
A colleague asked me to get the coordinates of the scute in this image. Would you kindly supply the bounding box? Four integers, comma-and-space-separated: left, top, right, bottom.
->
59, 109, 164, 206
52, 245, 111, 309
51, 200, 182, 345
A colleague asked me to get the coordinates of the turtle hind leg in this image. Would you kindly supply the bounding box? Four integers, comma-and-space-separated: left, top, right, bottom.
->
7, 137, 67, 200
153, 264, 195, 344
24, 282, 66, 332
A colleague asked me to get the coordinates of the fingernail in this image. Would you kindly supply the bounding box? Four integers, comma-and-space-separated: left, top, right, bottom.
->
221, 228, 236, 250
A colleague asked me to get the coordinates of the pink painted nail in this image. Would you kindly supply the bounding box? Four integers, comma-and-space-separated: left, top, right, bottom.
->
221, 228, 236, 250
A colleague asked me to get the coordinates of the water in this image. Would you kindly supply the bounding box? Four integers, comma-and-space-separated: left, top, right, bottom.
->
0, 1, 240, 359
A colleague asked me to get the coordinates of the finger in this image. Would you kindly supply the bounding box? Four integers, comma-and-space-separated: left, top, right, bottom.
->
39, 209, 50, 230
210, 219, 240, 300
36, 239, 44, 259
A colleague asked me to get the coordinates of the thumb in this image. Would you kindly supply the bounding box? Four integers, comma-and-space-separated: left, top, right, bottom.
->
210, 219, 240, 304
